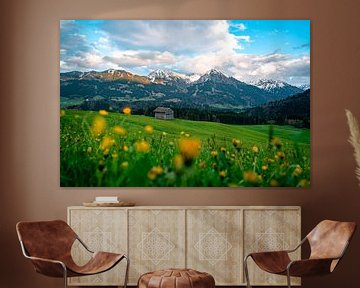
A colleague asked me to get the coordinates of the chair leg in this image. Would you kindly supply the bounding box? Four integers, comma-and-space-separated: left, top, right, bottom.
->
62, 265, 68, 288
123, 255, 130, 288
286, 269, 291, 288
244, 255, 252, 288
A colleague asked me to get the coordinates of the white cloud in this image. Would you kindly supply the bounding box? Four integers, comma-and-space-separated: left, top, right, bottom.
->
104, 50, 177, 68
101, 20, 242, 53
60, 20, 310, 85
236, 35, 251, 43
231, 23, 246, 31
178, 50, 309, 85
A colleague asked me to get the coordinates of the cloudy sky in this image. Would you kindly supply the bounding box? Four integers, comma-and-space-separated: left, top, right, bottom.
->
60, 20, 310, 86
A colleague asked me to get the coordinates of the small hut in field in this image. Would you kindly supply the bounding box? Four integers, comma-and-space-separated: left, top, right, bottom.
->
153, 107, 174, 120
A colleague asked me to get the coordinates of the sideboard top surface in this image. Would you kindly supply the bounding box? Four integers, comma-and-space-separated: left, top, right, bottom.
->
68, 205, 301, 210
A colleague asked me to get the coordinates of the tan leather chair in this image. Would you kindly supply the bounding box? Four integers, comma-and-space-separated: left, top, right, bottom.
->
244, 220, 356, 288
16, 220, 129, 288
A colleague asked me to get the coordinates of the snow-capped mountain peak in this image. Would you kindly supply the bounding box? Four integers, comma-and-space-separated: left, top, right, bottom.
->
298, 84, 310, 91
251, 79, 304, 100
253, 79, 287, 90
148, 69, 200, 83
196, 69, 233, 84
148, 69, 183, 81
186, 73, 201, 82
205, 68, 229, 78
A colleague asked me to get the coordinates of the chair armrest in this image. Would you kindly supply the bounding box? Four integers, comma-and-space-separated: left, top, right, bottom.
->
26, 255, 67, 278
19, 240, 67, 277
247, 250, 290, 258
287, 258, 335, 277
76, 236, 94, 253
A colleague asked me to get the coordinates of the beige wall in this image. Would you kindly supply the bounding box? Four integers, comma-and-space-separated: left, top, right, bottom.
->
1, 0, 360, 287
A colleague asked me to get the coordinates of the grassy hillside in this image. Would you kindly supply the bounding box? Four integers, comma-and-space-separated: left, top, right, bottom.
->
60, 110, 310, 187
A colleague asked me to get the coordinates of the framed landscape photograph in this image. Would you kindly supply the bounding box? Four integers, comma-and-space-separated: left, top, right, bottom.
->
60, 20, 310, 187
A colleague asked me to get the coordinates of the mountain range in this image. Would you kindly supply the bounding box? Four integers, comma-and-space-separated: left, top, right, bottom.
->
60, 68, 307, 110
242, 89, 310, 127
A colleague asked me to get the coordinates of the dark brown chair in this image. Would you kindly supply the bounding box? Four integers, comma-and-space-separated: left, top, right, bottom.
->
244, 220, 356, 288
16, 220, 129, 288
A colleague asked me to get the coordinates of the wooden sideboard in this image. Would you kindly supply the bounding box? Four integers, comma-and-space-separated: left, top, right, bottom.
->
67, 206, 301, 286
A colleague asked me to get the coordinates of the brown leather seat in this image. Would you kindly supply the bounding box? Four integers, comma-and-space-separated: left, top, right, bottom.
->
16, 220, 129, 288
138, 268, 215, 288
244, 220, 356, 288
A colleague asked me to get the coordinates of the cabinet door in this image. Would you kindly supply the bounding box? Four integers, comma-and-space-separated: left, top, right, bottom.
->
187, 209, 243, 285
243, 209, 301, 286
68, 208, 127, 286
128, 209, 186, 284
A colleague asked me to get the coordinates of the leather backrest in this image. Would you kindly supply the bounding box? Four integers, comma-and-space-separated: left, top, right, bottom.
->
307, 220, 356, 260
16, 220, 77, 261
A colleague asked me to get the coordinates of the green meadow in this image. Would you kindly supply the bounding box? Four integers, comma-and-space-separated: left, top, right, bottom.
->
60, 110, 310, 187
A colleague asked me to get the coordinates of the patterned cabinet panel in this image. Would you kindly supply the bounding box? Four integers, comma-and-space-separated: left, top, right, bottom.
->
187, 209, 243, 285
68, 208, 127, 286
128, 209, 186, 284
243, 209, 301, 286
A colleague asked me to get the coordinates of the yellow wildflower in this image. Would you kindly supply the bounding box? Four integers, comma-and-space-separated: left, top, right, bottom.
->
271, 137, 282, 149
100, 136, 114, 151
179, 138, 201, 164
91, 116, 106, 136
147, 170, 157, 180
122, 107, 131, 115
60, 110, 66, 117
120, 161, 129, 169
298, 179, 309, 188
169, 141, 174, 146
232, 138, 241, 149
162, 132, 167, 136
154, 166, 164, 175
210, 150, 218, 158
173, 154, 184, 170
243, 171, 260, 184
99, 109, 108, 116
198, 161, 206, 169
144, 125, 154, 134
147, 166, 164, 180
261, 165, 268, 171
87, 147, 92, 153
219, 171, 226, 178
113, 125, 126, 136
270, 179, 279, 187
293, 165, 303, 177
180, 131, 185, 136
276, 151, 285, 160
123, 145, 129, 152
112, 152, 118, 159
252, 146, 259, 153
220, 147, 226, 153
185, 133, 190, 138
135, 140, 150, 153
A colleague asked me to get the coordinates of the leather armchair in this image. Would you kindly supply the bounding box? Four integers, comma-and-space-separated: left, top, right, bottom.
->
16, 220, 129, 288
244, 220, 356, 288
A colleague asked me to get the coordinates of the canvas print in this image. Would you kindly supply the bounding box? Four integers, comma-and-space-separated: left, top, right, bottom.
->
60, 20, 310, 187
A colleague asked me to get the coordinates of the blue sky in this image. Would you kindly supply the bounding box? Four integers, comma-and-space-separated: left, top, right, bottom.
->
60, 20, 310, 86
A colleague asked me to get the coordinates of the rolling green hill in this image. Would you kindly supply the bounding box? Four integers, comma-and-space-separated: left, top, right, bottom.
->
64, 110, 309, 145
60, 110, 310, 187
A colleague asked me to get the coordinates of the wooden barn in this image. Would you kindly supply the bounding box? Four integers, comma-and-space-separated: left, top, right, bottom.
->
153, 107, 174, 120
